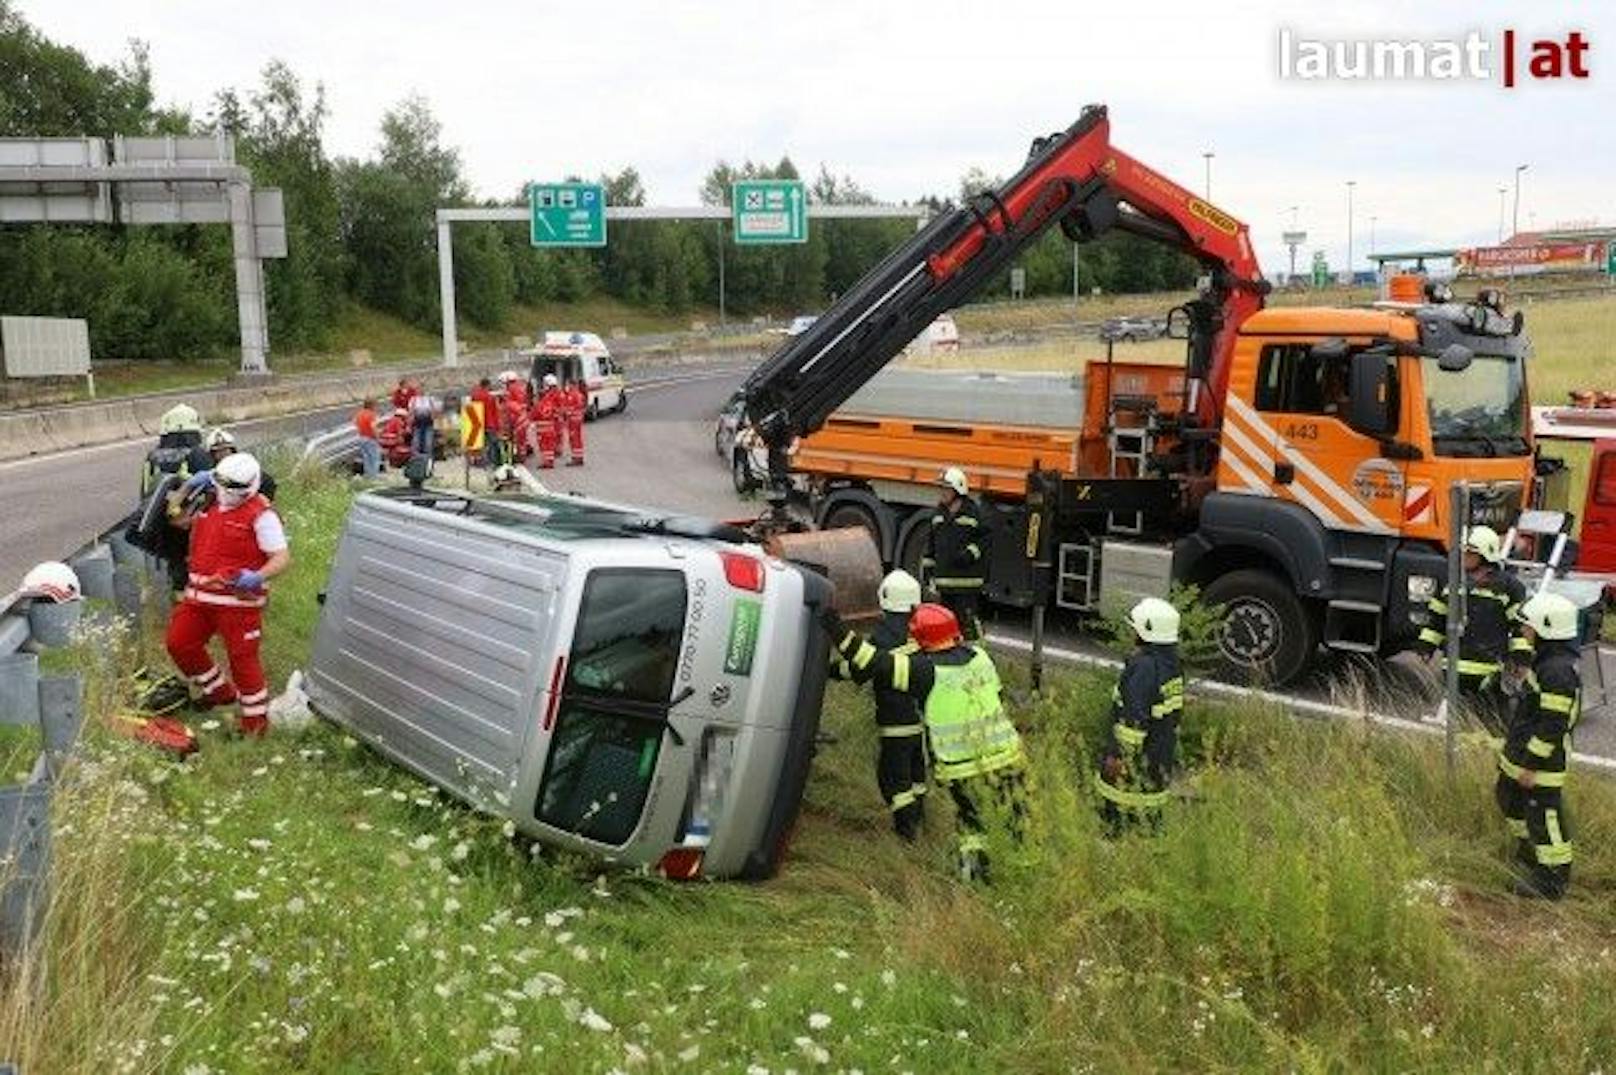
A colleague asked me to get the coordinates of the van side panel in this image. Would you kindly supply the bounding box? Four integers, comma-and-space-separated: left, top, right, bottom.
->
307, 497, 566, 809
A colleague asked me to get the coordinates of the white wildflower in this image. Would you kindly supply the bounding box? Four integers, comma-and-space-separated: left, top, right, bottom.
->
232, 888, 260, 902
881, 969, 897, 988
283, 1023, 309, 1044
410, 834, 437, 852
676, 1044, 699, 1063
501, 820, 517, 838
579, 1007, 614, 1032
246, 838, 271, 852
808, 1012, 832, 1030
451, 840, 471, 863
443, 897, 461, 914
285, 896, 306, 915
492, 1025, 521, 1047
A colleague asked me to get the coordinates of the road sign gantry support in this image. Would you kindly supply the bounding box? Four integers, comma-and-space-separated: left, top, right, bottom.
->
434, 203, 929, 367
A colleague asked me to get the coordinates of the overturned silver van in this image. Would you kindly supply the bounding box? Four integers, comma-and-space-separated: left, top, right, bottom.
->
306, 487, 833, 880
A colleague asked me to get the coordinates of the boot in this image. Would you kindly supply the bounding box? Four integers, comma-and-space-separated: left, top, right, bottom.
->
1511, 867, 1568, 901
237, 714, 269, 738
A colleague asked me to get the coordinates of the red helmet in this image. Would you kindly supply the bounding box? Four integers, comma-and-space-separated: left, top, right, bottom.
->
909, 603, 962, 652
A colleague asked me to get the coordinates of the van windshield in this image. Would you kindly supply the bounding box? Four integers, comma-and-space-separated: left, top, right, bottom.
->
536, 569, 687, 845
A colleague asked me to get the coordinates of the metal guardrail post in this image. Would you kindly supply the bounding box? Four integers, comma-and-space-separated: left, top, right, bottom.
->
1443, 482, 1469, 777
0, 776, 51, 956
39, 675, 83, 778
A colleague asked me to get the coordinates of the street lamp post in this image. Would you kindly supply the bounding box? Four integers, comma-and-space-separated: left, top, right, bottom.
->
1497, 186, 1508, 242
1346, 180, 1356, 283
1512, 164, 1529, 238
1202, 152, 1214, 199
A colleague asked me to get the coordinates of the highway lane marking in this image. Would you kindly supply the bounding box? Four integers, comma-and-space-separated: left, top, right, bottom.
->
987, 631, 1616, 772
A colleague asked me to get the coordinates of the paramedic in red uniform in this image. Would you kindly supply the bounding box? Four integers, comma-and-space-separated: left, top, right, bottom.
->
562, 378, 586, 466
531, 373, 564, 468
164, 452, 290, 736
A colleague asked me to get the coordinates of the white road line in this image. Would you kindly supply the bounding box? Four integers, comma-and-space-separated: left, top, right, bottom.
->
986, 632, 1616, 775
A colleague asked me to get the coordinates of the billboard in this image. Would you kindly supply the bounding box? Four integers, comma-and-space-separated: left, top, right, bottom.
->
1455, 242, 1607, 276
0, 316, 91, 378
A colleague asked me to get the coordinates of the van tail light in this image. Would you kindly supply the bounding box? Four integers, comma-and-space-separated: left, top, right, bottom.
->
541, 655, 567, 731
657, 847, 705, 880
719, 550, 766, 592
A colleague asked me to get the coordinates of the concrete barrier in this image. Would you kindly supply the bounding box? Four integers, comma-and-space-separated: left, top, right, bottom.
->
0, 354, 519, 463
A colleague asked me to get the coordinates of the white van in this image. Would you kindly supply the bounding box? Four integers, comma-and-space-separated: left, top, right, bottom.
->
306, 487, 833, 880
525, 331, 627, 419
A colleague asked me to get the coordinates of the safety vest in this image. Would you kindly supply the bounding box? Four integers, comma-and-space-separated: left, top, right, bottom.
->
185, 495, 274, 608
924, 648, 1022, 782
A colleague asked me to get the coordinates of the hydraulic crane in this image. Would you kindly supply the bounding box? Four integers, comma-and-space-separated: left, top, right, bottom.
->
744, 105, 1537, 686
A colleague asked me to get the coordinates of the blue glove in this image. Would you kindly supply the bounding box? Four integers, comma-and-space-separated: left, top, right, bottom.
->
181, 470, 213, 493
232, 570, 266, 594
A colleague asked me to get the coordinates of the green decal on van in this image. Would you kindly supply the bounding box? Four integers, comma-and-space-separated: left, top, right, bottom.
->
724, 599, 763, 676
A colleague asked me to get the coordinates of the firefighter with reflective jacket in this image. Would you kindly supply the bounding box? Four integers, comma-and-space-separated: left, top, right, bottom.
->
1414, 525, 1531, 730
824, 601, 1025, 881
164, 452, 290, 737
1495, 591, 1582, 900
136, 404, 215, 590
924, 466, 987, 640
1097, 597, 1185, 833
831, 570, 929, 841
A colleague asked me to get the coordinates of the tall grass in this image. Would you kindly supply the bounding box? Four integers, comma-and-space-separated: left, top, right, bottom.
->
4, 468, 1616, 1072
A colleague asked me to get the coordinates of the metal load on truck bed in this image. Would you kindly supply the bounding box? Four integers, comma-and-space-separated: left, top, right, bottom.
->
794, 363, 1187, 496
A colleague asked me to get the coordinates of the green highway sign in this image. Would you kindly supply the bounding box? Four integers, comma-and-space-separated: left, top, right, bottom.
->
529, 182, 606, 247
732, 180, 806, 244
1607, 242, 1616, 277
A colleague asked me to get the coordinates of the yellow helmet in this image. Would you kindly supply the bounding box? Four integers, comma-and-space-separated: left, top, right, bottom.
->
159, 403, 203, 435
1519, 591, 1579, 642
1463, 525, 1503, 564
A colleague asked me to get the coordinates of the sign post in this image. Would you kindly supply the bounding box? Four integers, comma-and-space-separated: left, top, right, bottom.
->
732, 180, 806, 244
528, 182, 606, 247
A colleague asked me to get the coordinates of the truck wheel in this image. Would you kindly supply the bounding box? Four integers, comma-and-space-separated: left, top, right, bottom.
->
896, 514, 933, 580
823, 501, 882, 549
1202, 568, 1319, 687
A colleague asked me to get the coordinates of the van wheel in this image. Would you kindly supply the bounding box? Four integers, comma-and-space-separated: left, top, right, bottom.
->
615, 392, 628, 414
1202, 569, 1319, 688
823, 501, 882, 550
586, 400, 600, 422
896, 514, 933, 580
732, 450, 758, 495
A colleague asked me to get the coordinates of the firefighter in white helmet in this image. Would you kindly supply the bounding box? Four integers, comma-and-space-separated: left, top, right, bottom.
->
1495, 591, 1582, 899
1414, 525, 1529, 732
831, 569, 929, 840
163, 452, 290, 737
1096, 596, 1185, 833
924, 466, 987, 641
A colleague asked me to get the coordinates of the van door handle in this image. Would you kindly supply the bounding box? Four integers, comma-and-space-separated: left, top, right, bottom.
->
1273, 462, 1295, 485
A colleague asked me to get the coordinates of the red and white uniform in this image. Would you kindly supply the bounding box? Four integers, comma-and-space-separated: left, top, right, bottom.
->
530, 388, 564, 468
562, 384, 586, 465
164, 493, 286, 735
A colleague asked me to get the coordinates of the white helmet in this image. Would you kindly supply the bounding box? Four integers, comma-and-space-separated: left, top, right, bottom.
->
542, 373, 559, 389
205, 427, 238, 453
1519, 591, 1579, 642
1128, 596, 1180, 644
214, 451, 262, 507
159, 403, 203, 435
937, 466, 969, 497
21, 561, 81, 603
1464, 525, 1503, 564
878, 569, 922, 614
498, 370, 520, 384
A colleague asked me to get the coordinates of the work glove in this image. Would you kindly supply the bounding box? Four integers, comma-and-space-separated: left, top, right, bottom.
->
817, 605, 844, 639
181, 470, 214, 493
231, 569, 266, 594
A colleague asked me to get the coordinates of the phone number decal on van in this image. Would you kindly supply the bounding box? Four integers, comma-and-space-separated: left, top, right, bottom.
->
724, 599, 763, 677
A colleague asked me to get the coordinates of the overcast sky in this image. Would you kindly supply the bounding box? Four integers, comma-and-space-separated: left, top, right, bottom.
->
19, 0, 1613, 276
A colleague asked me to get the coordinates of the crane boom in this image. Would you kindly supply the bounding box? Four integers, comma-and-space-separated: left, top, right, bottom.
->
742, 105, 1269, 486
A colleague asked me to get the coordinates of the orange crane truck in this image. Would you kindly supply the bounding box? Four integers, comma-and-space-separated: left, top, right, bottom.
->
741, 106, 1535, 685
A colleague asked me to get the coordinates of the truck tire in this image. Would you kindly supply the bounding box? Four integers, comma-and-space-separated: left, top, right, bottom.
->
1202, 568, 1319, 687
732, 450, 758, 495
896, 513, 932, 580
823, 501, 882, 547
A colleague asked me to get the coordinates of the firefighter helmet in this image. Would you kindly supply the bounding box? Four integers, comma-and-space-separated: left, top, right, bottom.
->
205, 427, 238, 454
1127, 596, 1180, 644
909, 602, 963, 652
159, 403, 203, 435
1464, 525, 1504, 564
878, 569, 922, 614
21, 560, 81, 603
936, 466, 969, 497
1519, 591, 1579, 642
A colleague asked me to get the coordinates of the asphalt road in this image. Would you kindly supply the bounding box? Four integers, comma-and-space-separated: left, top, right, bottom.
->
6, 358, 1612, 760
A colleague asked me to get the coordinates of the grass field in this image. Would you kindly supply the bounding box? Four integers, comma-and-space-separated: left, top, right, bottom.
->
3, 463, 1616, 1071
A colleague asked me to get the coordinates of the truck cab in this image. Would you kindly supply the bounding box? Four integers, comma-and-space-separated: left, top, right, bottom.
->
1186, 297, 1533, 678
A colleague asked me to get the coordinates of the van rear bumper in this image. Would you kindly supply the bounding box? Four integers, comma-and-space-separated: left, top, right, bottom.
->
740, 569, 833, 880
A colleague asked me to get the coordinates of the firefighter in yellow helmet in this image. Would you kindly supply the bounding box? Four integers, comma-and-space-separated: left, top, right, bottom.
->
924, 466, 988, 641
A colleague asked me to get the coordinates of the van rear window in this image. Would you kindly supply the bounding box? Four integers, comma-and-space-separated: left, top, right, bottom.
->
536, 569, 687, 845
